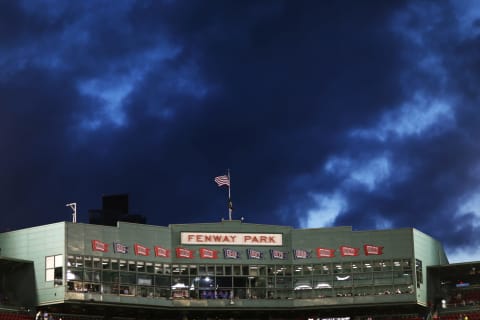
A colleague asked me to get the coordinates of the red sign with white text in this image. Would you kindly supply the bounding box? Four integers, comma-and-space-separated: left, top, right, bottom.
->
340, 245, 359, 257
92, 240, 109, 252
200, 248, 218, 259
316, 247, 335, 258
134, 243, 150, 256
154, 246, 170, 257
363, 244, 384, 255
176, 247, 194, 259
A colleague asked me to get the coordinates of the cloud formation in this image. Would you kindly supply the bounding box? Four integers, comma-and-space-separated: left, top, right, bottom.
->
1, 0, 480, 263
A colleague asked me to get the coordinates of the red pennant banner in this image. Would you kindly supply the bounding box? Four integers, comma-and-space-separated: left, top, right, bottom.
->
176, 247, 194, 259
91, 240, 109, 252
316, 247, 335, 258
340, 245, 359, 257
363, 244, 384, 255
199, 248, 218, 259
134, 243, 150, 256
154, 246, 170, 257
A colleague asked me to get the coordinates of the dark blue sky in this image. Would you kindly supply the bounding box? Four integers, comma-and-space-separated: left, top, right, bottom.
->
1, 0, 480, 262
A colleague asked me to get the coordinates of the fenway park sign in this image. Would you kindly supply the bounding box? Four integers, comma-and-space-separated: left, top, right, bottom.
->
181, 232, 283, 246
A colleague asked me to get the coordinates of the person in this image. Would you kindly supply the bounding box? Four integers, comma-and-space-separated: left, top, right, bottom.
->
35, 311, 42, 320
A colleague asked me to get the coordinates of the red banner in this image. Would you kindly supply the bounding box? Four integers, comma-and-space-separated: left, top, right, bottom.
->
316, 247, 335, 258
340, 245, 359, 256
176, 247, 194, 259
134, 243, 150, 256
199, 248, 218, 259
154, 246, 170, 257
363, 244, 384, 255
91, 240, 109, 252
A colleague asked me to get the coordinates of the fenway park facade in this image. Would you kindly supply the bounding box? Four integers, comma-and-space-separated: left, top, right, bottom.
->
0, 220, 479, 320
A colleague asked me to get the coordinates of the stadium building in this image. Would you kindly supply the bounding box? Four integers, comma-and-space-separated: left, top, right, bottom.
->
1, 216, 479, 320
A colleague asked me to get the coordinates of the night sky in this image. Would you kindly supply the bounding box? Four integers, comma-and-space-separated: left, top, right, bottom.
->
1, 0, 480, 263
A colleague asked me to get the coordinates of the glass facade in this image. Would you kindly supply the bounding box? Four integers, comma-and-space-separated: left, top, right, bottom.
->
66, 255, 415, 300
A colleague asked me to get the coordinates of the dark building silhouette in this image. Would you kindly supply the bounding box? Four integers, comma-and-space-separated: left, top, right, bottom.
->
89, 194, 146, 226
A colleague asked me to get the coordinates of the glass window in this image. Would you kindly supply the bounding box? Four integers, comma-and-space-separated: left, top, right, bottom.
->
45, 254, 63, 286
382, 260, 392, 271
374, 271, 392, 285
180, 265, 189, 275
207, 265, 215, 275
267, 266, 275, 276
93, 257, 102, 269
258, 266, 267, 276
146, 262, 154, 273
351, 263, 361, 273
248, 265, 259, 276
189, 264, 197, 276
102, 270, 118, 283
67, 255, 75, 267
334, 273, 352, 288
294, 277, 312, 290
102, 258, 110, 269
128, 261, 136, 272
55, 255, 63, 267
46, 256, 55, 269
137, 261, 145, 272
242, 266, 249, 275
353, 272, 372, 287
119, 260, 127, 271
313, 274, 332, 288
138, 274, 153, 286
172, 264, 180, 274
373, 261, 382, 272
84, 270, 101, 282
120, 272, 136, 284
155, 275, 170, 287
67, 269, 83, 281
199, 265, 207, 275
321, 264, 331, 274
216, 265, 224, 275
415, 259, 423, 287
84, 256, 92, 269
111, 259, 119, 270
46, 269, 54, 282
233, 265, 241, 275
224, 265, 232, 275
294, 265, 303, 276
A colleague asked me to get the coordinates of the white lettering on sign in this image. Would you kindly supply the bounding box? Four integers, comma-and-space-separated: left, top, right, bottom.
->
181, 232, 283, 246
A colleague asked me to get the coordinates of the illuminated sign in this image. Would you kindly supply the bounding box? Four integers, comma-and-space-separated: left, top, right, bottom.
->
181, 232, 283, 246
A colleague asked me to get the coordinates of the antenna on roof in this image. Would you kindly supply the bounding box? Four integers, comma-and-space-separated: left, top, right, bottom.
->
66, 203, 77, 223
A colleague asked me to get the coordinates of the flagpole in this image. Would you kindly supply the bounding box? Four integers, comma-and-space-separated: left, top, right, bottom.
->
228, 169, 232, 220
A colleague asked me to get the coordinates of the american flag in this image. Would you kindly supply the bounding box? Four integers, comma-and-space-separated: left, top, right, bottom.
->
114, 242, 128, 254
247, 249, 264, 259
270, 249, 288, 260
293, 249, 311, 259
214, 175, 230, 187
223, 248, 240, 259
